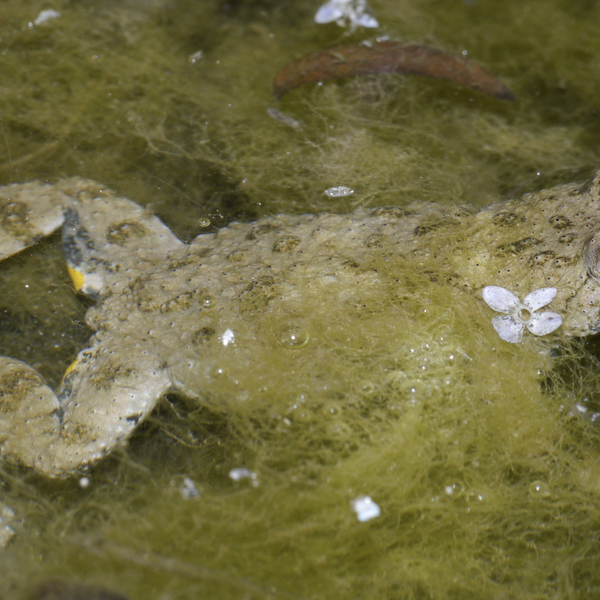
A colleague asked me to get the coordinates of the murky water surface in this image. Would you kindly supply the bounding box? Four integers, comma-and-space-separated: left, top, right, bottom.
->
2, 1, 600, 598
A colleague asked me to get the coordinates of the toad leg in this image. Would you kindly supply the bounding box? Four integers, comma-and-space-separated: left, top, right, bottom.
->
0, 181, 68, 258
0, 179, 184, 475
0, 340, 172, 477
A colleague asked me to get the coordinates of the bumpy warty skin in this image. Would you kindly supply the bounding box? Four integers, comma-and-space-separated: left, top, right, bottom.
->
1, 173, 600, 476
457, 179, 600, 336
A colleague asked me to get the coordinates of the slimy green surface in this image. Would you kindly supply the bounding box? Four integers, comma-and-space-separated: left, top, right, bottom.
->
2, 1, 600, 598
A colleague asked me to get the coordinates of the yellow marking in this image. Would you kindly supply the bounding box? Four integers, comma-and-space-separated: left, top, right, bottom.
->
63, 358, 80, 380
67, 265, 85, 291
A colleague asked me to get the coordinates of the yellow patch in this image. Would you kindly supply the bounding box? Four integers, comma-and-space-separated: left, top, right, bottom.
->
63, 358, 80, 379
67, 265, 85, 292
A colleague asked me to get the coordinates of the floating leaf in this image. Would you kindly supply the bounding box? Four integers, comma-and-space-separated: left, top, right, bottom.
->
273, 41, 514, 100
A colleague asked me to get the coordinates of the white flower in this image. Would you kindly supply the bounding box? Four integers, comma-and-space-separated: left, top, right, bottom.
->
314, 0, 379, 30
482, 286, 562, 343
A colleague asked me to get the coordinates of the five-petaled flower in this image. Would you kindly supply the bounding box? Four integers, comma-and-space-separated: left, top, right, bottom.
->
482, 286, 563, 343
314, 0, 379, 30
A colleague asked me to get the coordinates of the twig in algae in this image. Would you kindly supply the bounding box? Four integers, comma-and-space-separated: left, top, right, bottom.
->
70, 536, 311, 600
0, 140, 60, 172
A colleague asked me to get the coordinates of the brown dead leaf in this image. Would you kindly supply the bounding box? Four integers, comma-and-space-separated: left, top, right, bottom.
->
273, 41, 514, 100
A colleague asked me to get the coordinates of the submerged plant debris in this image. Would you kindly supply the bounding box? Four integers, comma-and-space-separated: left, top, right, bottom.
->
273, 41, 515, 99
31, 580, 129, 600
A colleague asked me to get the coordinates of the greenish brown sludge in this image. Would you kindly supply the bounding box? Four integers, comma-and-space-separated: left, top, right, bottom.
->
2, 0, 600, 599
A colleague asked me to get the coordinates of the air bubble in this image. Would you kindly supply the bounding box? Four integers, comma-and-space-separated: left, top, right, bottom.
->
444, 482, 464, 496
211, 366, 229, 378
198, 217, 211, 227
361, 381, 376, 394
529, 480, 551, 497
465, 491, 484, 504
276, 322, 310, 348
199, 295, 215, 308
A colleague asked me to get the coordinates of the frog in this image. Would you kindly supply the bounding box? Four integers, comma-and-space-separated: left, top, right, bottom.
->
1, 173, 600, 477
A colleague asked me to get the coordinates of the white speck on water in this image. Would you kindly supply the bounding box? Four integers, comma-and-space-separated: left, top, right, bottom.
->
188, 50, 204, 64
33, 9, 61, 25
180, 477, 200, 499
229, 468, 253, 481
221, 328, 235, 346
351, 495, 381, 522
324, 186, 354, 197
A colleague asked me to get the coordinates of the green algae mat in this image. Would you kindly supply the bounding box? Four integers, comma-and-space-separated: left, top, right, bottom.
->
2, 0, 600, 598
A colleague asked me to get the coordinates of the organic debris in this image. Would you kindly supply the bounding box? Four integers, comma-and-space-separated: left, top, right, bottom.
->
30, 580, 129, 600
273, 41, 514, 100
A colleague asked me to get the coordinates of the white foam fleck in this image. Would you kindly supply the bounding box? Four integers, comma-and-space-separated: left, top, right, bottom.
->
350, 495, 381, 522
34, 9, 61, 25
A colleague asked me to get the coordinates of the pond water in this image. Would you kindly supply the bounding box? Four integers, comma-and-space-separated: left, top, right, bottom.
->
2, 0, 600, 598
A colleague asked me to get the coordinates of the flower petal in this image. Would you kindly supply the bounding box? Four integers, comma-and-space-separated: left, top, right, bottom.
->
491, 315, 524, 343
523, 287, 558, 312
482, 286, 520, 313
353, 13, 379, 27
315, 2, 344, 23
527, 312, 562, 336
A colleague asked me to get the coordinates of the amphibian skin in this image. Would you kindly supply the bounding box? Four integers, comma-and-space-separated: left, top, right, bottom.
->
1, 175, 600, 477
